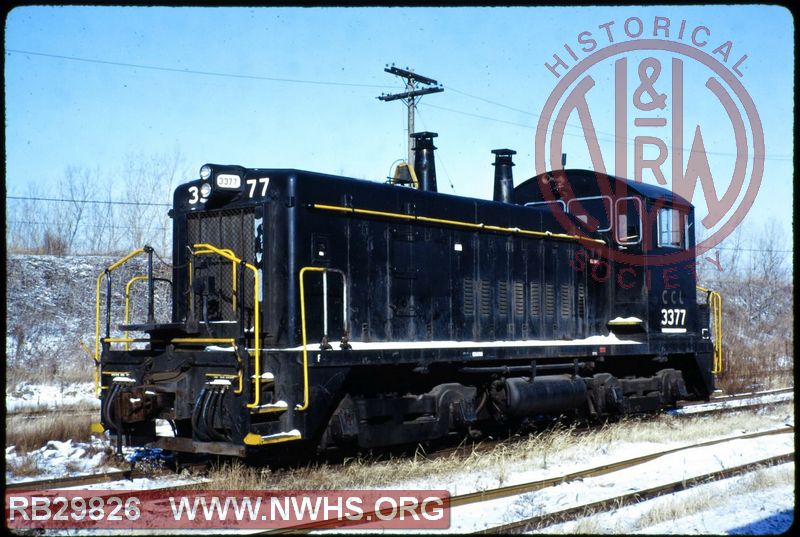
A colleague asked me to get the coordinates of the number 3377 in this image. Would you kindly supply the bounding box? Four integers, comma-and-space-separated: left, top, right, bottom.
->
661, 308, 686, 326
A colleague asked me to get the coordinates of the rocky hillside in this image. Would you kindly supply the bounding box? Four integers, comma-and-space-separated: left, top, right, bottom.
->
6, 254, 171, 383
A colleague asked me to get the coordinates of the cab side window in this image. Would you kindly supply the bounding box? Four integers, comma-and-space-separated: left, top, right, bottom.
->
615, 197, 642, 245
567, 196, 612, 232
657, 207, 686, 249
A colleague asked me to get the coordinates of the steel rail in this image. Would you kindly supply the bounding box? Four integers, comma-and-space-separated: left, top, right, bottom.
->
6, 470, 139, 491
6, 471, 206, 493
475, 452, 794, 534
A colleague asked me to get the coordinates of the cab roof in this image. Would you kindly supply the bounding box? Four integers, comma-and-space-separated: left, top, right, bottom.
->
514, 169, 693, 208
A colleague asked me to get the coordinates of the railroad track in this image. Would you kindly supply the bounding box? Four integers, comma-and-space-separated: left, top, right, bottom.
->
672, 387, 794, 416
7, 407, 99, 420
6, 469, 143, 491
475, 452, 794, 534
5, 468, 207, 492
5, 388, 791, 493
258, 425, 793, 534
709, 386, 794, 401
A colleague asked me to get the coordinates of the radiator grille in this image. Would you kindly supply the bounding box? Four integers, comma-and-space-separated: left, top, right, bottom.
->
187, 208, 256, 320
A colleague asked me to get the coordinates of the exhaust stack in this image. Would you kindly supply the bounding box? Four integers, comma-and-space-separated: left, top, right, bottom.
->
492, 148, 517, 203
411, 131, 438, 193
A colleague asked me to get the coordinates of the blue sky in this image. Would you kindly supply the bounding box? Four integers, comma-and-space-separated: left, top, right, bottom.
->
4, 5, 794, 258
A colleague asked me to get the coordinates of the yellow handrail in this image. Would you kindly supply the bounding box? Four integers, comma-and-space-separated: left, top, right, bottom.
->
94, 247, 147, 395
310, 203, 606, 245
123, 275, 149, 350
296, 267, 348, 412
192, 243, 262, 408
297, 267, 327, 412
192, 247, 238, 312
697, 285, 724, 374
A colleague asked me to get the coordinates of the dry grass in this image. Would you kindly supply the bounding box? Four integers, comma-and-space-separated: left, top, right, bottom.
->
717, 352, 794, 395
6, 455, 47, 478
200, 402, 793, 492
6, 354, 95, 388
6, 411, 95, 454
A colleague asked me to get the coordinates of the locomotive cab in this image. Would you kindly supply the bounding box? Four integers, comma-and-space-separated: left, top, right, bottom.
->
514, 170, 702, 339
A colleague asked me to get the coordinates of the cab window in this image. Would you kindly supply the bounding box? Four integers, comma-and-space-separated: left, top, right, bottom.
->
657, 207, 686, 249
567, 196, 612, 232
615, 197, 642, 245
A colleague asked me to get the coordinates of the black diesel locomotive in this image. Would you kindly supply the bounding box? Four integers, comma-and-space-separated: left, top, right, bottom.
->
96, 132, 721, 458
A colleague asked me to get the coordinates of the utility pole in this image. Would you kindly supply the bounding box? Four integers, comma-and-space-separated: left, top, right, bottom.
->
377, 65, 443, 168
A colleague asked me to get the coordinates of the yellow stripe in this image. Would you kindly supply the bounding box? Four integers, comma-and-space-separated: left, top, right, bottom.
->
310, 203, 604, 244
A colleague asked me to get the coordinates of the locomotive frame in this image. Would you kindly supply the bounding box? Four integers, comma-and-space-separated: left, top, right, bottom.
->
94, 132, 722, 458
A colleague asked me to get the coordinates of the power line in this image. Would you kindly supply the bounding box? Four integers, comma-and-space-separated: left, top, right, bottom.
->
443, 84, 793, 162
378, 65, 444, 167
8, 220, 169, 231
6, 48, 393, 89
7, 195, 171, 207
9, 49, 792, 162
712, 246, 794, 254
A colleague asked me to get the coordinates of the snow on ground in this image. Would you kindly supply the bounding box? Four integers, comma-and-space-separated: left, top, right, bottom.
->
538, 463, 794, 534
6, 381, 99, 412
314, 408, 794, 535
382, 429, 795, 534
6, 438, 201, 491
5, 438, 123, 484
4, 387, 793, 534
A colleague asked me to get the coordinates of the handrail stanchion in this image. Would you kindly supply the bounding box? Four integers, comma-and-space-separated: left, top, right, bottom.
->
697, 285, 724, 375
93, 247, 148, 395
124, 276, 149, 350
298, 267, 325, 412
145, 245, 155, 324
297, 267, 348, 412
105, 271, 112, 341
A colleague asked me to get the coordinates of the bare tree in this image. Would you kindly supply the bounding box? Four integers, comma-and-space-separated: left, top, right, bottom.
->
702, 219, 793, 393
118, 146, 185, 253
